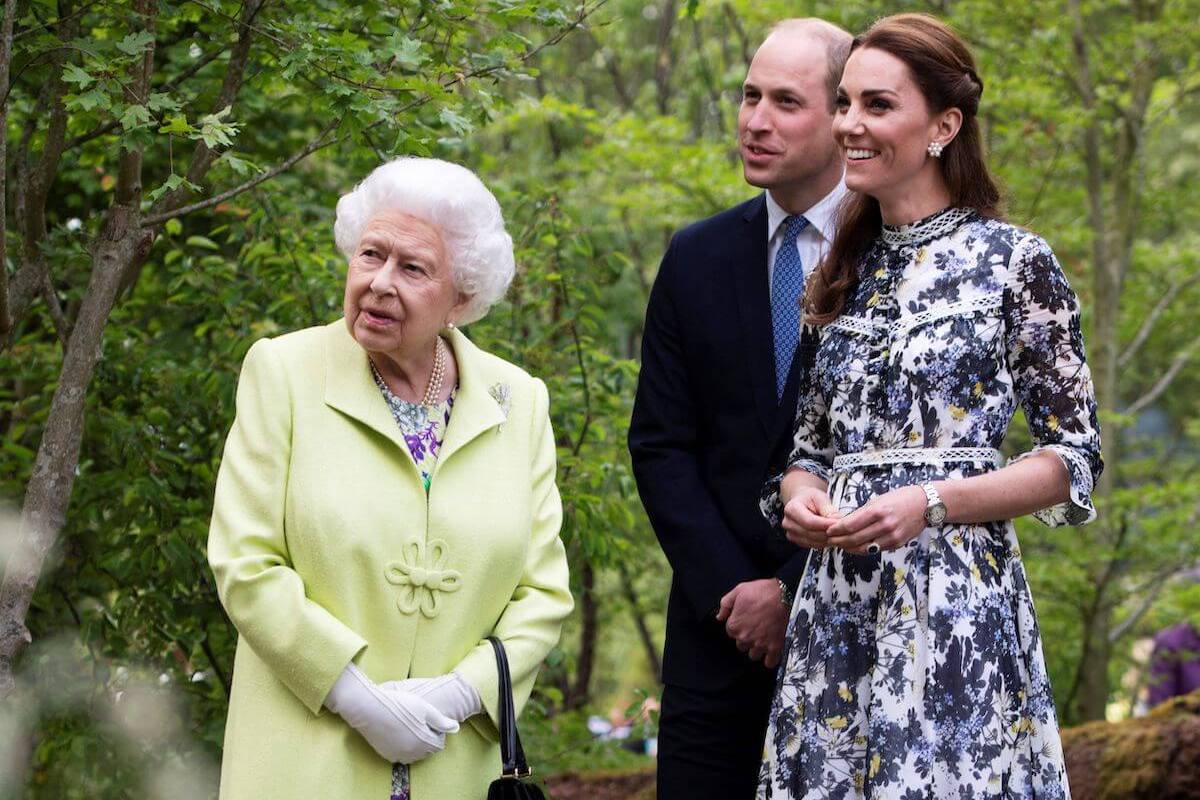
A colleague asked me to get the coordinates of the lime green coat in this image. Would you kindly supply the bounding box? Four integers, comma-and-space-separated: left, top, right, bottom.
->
208, 321, 573, 799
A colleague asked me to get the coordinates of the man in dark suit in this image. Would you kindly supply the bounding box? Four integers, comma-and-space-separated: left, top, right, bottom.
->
628, 19, 852, 799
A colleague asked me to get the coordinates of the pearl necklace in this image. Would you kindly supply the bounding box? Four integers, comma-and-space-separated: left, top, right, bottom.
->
369, 336, 447, 408
421, 337, 447, 407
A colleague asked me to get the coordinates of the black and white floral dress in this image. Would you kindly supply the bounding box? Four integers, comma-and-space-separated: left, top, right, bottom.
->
758, 208, 1102, 800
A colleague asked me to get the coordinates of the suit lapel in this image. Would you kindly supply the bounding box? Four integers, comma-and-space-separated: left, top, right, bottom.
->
731, 194, 777, 436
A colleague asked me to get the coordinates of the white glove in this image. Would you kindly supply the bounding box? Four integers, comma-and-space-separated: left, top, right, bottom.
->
383, 672, 483, 724
324, 664, 459, 763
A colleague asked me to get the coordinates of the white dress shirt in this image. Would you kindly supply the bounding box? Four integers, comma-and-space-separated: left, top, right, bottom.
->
765, 180, 848, 294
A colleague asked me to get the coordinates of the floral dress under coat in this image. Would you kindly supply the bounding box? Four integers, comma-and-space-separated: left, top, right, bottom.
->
758, 208, 1102, 800
371, 362, 456, 800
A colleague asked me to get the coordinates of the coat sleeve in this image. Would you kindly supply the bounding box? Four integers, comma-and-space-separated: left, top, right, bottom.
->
628, 236, 761, 622
207, 338, 367, 714
453, 377, 573, 735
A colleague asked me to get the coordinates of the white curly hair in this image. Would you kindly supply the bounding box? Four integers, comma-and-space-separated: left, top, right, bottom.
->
333, 157, 516, 325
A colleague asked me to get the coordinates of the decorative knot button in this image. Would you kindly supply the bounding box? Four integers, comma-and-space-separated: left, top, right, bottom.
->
385, 539, 462, 618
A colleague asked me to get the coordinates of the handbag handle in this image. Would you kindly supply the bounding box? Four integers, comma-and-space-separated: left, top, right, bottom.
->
487, 636, 533, 779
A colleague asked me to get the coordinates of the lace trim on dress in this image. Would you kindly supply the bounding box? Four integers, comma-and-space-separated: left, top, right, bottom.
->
831, 293, 1003, 342
828, 314, 888, 338
1008, 444, 1097, 526
832, 447, 1003, 471
880, 206, 975, 249
893, 292, 1003, 338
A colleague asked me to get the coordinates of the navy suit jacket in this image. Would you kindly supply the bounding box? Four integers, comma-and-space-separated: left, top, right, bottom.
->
629, 194, 810, 690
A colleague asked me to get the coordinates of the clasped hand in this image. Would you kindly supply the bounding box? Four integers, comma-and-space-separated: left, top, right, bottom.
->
325, 664, 459, 764
716, 579, 788, 668
782, 484, 926, 554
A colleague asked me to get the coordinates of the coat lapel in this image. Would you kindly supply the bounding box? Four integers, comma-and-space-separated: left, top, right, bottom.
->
436, 327, 507, 463
323, 321, 411, 453
322, 324, 506, 463
731, 194, 777, 436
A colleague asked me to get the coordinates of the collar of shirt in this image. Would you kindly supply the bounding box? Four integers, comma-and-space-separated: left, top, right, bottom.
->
765, 179, 848, 247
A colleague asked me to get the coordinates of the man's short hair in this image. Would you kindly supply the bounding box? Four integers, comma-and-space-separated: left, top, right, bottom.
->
769, 18, 853, 111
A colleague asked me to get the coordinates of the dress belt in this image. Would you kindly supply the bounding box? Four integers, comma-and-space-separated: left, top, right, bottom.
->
832, 446, 1003, 471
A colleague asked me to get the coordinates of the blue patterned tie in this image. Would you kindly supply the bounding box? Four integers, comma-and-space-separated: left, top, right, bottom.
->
771, 215, 809, 399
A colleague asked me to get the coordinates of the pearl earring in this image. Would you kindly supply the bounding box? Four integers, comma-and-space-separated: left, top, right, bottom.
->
927, 141, 944, 158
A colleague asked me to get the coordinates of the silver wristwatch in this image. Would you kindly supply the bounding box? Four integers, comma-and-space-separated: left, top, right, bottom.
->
920, 482, 947, 526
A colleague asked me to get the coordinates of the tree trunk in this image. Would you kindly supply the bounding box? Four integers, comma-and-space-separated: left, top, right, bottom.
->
567, 560, 597, 709
619, 564, 662, 683
0, 210, 142, 698
652, 0, 677, 116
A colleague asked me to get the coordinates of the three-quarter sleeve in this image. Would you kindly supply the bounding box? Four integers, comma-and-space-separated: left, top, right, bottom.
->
1003, 235, 1103, 526
207, 339, 367, 714
760, 324, 835, 528
453, 377, 573, 737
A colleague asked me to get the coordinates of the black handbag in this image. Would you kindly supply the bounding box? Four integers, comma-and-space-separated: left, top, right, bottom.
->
485, 636, 546, 800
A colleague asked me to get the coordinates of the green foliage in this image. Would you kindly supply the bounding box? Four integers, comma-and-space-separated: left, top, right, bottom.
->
4, 0, 1200, 794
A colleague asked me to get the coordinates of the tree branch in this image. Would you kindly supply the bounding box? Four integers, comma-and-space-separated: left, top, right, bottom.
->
652, 0, 677, 115
3, 2, 78, 342
0, 0, 19, 339
1123, 335, 1200, 416
65, 42, 232, 151
40, 274, 69, 349
1118, 270, 1200, 367
141, 0, 602, 228
113, 0, 155, 208
584, 29, 634, 112
150, 0, 267, 218
141, 117, 341, 227
12, 0, 104, 40
721, 3, 751, 67
1108, 565, 1185, 643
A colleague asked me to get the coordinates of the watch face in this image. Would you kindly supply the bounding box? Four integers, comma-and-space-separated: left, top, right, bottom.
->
927, 503, 947, 526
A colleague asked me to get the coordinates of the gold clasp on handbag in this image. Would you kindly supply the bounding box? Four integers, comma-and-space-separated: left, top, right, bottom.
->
502, 766, 533, 779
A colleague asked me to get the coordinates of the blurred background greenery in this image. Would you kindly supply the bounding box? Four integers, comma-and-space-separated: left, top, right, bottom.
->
1, 0, 1198, 796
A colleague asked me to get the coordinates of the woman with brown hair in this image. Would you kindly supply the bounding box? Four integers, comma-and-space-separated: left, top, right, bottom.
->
758, 14, 1100, 799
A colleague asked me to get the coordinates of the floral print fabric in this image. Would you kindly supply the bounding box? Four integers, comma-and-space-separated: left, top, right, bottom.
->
371, 364, 456, 799
371, 364, 455, 493
758, 208, 1102, 799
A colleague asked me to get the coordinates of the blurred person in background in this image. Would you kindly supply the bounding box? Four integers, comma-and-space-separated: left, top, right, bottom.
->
1147, 569, 1200, 707
1147, 620, 1200, 706
207, 157, 573, 800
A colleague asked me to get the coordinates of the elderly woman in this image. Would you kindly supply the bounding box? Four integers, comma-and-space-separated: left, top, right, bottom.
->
208, 157, 573, 800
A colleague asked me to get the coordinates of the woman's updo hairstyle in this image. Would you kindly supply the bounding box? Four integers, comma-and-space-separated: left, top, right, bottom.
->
805, 13, 1003, 325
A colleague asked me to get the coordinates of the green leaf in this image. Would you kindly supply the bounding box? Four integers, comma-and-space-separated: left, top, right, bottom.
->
218, 153, 260, 176
147, 92, 180, 114
386, 33, 426, 69
197, 107, 239, 149
116, 30, 155, 56
165, 218, 183, 236
118, 103, 152, 130
146, 173, 201, 204
62, 63, 93, 88
438, 107, 472, 136
158, 114, 193, 135
68, 87, 109, 112
185, 235, 220, 251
